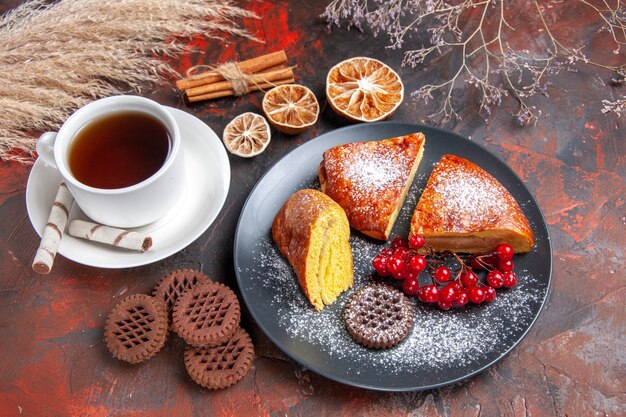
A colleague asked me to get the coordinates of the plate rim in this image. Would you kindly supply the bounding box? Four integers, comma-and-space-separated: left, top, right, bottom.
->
26, 107, 231, 269
234, 121, 553, 391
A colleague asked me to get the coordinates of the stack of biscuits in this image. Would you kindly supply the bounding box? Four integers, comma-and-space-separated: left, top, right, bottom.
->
104, 269, 254, 390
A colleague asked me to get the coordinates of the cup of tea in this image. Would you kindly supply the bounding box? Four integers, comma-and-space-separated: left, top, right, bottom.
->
36, 95, 185, 228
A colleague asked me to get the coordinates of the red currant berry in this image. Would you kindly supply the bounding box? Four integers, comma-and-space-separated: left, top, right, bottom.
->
468, 286, 485, 304
394, 247, 411, 260
418, 284, 439, 303
484, 286, 497, 302
440, 283, 457, 303
433, 265, 451, 282
469, 255, 484, 270
498, 259, 514, 272
502, 271, 518, 287
402, 277, 420, 295
496, 243, 515, 261
460, 269, 478, 288
409, 255, 427, 272
454, 290, 469, 307
417, 286, 426, 303
391, 237, 408, 249
486, 270, 504, 288
404, 268, 419, 282
372, 256, 390, 276
470, 254, 498, 270
409, 234, 425, 250
392, 265, 409, 280
387, 256, 405, 276
379, 247, 394, 257
437, 299, 453, 310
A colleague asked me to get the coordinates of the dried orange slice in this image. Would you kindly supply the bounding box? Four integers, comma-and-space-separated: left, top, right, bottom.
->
262, 84, 319, 134
222, 112, 271, 158
326, 57, 404, 123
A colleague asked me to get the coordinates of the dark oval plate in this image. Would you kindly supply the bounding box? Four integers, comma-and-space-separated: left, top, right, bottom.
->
234, 122, 552, 392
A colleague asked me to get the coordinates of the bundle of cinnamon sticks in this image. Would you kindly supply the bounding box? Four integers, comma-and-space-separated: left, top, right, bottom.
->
176, 50, 295, 103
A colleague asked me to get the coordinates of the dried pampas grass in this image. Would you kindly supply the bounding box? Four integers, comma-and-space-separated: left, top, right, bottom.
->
0, 0, 258, 163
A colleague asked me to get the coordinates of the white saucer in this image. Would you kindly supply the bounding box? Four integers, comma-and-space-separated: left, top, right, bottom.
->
26, 107, 230, 269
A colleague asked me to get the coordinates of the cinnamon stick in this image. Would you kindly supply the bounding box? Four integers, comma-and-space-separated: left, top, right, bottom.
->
185, 67, 294, 98
176, 50, 288, 90
186, 77, 295, 102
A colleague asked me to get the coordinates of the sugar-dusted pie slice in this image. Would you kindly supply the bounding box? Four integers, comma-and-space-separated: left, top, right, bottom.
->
272, 189, 353, 311
409, 154, 534, 253
318, 132, 425, 240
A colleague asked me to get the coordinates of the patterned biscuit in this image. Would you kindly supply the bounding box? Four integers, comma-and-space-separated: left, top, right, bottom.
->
343, 283, 413, 349
184, 327, 254, 389
172, 281, 240, 347
104, 294, 168, 363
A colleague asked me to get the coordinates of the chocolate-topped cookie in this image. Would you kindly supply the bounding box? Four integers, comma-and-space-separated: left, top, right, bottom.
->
172, 281, 240, 347
184, 327, 255, 389
343, 283, 413, 349
153, 269, 212, 326
104, 294, 169, 363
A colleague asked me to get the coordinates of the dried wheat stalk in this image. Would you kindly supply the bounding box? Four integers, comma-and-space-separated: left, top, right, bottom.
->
0, 0, 258, 163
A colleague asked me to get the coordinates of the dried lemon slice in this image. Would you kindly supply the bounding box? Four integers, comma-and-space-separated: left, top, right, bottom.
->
262, 84, 319, 134
222, 112, 271, 158
326, 57, 404, 123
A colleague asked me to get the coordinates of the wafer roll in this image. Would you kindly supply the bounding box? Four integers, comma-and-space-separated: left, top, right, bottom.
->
32, 182, 74, 274
68, 220, 152, 252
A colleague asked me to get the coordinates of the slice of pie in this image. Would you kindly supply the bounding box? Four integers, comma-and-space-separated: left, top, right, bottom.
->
319, 132, 425, 240
272, 189, 353, 311
409, 154, 534, 253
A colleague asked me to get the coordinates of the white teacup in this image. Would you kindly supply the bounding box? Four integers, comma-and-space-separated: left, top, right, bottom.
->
36, 95, 185, 228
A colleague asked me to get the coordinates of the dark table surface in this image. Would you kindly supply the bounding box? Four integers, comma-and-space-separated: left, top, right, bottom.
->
0, 1, 624, 416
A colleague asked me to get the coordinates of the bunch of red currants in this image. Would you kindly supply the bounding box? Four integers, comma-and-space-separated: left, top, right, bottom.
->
371, 235, 518, 310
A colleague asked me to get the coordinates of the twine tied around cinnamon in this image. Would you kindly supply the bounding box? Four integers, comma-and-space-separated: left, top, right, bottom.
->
215, 62, 250, 95
187, 62, 251, 96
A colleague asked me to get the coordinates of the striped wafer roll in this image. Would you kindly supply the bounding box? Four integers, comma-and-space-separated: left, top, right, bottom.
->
68, 220, 152, 252
32, 182, 74, 274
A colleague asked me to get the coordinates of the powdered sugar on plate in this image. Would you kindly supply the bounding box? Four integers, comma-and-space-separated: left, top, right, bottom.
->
241, 230, 545, 373
234, 124, 552, 389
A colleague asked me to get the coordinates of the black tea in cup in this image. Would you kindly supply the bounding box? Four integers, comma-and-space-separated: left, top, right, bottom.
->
68, 111, 171, 189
